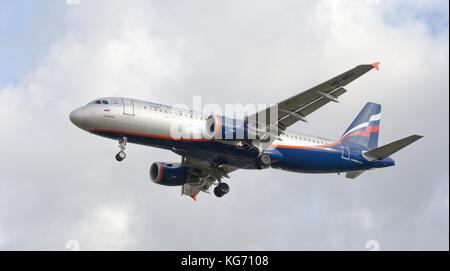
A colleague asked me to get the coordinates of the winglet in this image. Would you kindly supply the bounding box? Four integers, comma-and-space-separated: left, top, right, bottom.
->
192, 193, 197, 201
371, 61, 381, 71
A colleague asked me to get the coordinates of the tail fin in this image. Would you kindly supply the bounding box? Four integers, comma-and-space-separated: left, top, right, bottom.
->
341, 102, 381, 149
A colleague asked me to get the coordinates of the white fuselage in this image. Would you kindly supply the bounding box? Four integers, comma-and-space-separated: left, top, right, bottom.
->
70, 97, 336, 150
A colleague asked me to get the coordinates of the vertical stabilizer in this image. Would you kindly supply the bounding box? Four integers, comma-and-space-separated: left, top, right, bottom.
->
341, 102, 381, 149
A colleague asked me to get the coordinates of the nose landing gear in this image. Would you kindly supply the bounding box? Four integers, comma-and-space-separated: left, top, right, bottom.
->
115, 151, 126, 161
115, 137, 127, 162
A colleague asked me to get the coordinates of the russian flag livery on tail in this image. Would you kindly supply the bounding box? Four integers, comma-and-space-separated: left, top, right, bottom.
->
69, 62, 423, 200
341, 102, 381, 150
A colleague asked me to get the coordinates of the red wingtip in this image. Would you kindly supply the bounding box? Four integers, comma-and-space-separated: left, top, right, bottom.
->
371, 61, 381, 71
192, 193, 197, 201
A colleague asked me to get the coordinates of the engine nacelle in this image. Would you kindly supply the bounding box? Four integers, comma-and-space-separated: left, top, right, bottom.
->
204, 115, 251, 140
150, 162, 188, 186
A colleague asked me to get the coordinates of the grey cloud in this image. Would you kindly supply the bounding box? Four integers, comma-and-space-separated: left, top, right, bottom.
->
0, 0, 448, 250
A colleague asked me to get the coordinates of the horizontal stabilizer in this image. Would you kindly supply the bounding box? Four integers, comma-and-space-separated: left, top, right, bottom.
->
363, 135, 423, 161
346, 170, 366, 179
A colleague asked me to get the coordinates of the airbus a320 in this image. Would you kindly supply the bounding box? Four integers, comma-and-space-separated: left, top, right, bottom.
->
70, 62, 422, 200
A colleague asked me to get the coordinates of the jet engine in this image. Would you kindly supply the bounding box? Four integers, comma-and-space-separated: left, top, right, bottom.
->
204, 115, 252, 140
150, 162, 188, 186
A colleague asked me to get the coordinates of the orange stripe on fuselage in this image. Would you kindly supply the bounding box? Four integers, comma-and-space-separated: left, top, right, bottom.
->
270, 142, 340, 149
271, 125, 379, 149
91, 129, 212, 142
94, 128, 341, 150
92, 125, 378, 151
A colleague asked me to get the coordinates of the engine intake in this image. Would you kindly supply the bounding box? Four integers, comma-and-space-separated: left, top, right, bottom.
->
204, 115, 250, 140
150, 162, 188, 186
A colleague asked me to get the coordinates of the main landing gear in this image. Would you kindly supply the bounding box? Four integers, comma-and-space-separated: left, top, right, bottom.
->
257, 153, 271, 167
214, 182, 230, 198
212, 153, 270, 198
115, 137, 127, 162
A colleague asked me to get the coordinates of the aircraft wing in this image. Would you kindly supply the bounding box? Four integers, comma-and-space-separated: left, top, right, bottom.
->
181, 156, 238, 200
182, 157, 238, 178
248, 63, 380, 148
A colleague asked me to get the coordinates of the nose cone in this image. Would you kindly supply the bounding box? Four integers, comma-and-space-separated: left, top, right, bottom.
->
69, 108, 84, 128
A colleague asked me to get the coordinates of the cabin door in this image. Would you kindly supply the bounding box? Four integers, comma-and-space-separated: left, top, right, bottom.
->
122, 98, 134, 116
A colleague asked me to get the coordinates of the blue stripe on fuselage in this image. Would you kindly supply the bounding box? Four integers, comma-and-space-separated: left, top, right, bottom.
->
92, 130, 393, 173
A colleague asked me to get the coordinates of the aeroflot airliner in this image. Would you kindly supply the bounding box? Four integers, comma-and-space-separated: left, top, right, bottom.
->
70, 62, 422, 200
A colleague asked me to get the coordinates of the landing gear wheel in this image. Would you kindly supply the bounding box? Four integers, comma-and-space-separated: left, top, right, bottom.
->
214, 187, 224, 197
258, 153, 271, 167
115, 151, 126, 161
214, 182, 230, 198
115, 137, 128, 162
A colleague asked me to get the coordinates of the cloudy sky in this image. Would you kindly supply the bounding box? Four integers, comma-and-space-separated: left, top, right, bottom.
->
0, 0, 448, 250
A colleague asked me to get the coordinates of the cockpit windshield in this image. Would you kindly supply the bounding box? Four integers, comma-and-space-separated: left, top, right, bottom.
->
88, 98, 122, 106
88, 99, 102, 104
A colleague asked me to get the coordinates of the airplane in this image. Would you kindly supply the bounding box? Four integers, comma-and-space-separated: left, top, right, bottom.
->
69, 62, 422, 200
